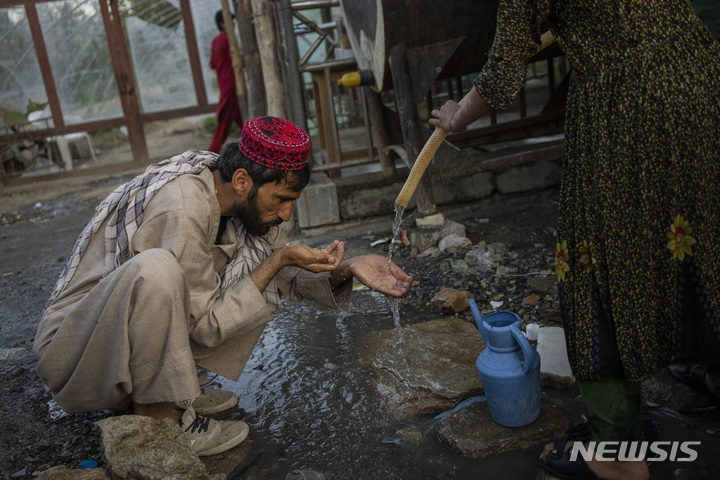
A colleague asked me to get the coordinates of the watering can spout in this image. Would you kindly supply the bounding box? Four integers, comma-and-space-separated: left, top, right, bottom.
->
467, 298, 486, 341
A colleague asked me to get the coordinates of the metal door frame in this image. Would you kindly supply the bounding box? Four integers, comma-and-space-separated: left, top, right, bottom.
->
1, 0, 216, 185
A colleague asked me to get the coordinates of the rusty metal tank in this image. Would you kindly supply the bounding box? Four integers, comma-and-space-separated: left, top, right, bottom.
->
339, 0, 499, 93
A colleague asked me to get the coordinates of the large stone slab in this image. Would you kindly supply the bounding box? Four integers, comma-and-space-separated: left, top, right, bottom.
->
437, 396, 570, 458
294, 172, 340, 228
98, 415, 210, 480
362, 318, 485, 418
536, 327, 575, 389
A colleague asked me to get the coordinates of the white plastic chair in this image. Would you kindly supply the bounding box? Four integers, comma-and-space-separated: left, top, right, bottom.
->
27, 111, 98, 171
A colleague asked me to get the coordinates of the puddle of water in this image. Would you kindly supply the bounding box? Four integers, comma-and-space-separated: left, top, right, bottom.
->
215, 292, 545, 479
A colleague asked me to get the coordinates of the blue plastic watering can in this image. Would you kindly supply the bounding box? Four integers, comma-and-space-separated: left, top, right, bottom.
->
468, 298, 541, 427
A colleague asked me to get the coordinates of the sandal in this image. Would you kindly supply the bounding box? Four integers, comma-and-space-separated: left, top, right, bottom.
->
668, 364, 720, 404
536, 421, 659, 479
535, 435, 604, 480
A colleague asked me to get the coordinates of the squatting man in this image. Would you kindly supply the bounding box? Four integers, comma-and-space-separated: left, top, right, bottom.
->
33, 116, 413, 456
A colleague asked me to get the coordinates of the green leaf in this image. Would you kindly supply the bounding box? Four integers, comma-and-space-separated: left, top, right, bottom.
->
0, 107, 27, 127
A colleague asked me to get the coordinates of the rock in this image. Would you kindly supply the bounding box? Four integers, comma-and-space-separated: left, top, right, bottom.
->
286, 470, 325, 480
98, 415, 210, 479
437, 396, 570, 458
465, 241, 510, 274
415, 213, 445, 226
36, 439, 51, 451
431, 287, 473, 314
363, 318, 485, 418
409, 219, 465, 255
485, 242, 510, 261
439, 258, 476, 275
536, 327, 575, 389
0, 348, 34, 366
527, 276, 557, 294
522, 294, 541, 306
642, 369, 714, 411
416, 247, 441, 258
438, 234, 473, 254
464, 249, 496, 273
394, 427, 423, 444
496, 266, 518, 276
35, 466, 111, 479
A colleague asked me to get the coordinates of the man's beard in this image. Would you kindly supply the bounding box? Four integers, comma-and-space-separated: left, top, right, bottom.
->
232, 188, 281, 236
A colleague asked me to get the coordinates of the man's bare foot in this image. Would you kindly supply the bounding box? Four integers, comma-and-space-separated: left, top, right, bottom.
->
538, 440, 649, 480
133, 401, 182, 424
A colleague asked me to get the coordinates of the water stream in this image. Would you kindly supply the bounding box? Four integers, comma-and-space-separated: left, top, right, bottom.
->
386, 202, 406, 341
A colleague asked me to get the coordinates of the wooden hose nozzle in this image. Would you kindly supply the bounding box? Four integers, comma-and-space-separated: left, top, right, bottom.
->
395, 31, 556, 209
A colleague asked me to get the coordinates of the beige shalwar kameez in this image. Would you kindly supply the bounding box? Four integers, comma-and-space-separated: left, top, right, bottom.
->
34, 168, 351, 413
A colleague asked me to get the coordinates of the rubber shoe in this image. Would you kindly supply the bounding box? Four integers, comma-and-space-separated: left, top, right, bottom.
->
174, 387, 239, 415
181, 406, 249, 456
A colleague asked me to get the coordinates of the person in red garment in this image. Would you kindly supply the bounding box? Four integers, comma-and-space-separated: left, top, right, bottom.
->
208, 10, 244, 153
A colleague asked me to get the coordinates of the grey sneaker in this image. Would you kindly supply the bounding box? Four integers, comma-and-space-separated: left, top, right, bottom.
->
181, 406, 249, 456
175, 387, 239, 415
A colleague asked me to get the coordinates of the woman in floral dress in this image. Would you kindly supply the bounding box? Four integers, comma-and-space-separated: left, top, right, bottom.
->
431, 1, 720, 479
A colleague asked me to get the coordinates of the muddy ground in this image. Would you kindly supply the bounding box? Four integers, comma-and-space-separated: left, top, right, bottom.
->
0, 165, 561, 477
1, 170, 719, 479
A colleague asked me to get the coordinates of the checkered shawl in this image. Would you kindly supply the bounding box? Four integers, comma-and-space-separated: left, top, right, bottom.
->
46, 149, 281, 311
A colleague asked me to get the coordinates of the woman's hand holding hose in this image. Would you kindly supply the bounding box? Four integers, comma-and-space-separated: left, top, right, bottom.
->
429, 87, 491, 133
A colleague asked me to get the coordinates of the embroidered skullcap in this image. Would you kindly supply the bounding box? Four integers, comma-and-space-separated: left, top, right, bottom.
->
239, 116, 310, 170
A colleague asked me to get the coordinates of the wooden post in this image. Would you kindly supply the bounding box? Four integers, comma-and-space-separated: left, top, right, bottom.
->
389, 45, 437, 215
365, 88, 396, 178
236, 0, 266, 118
250, 0, 287, 119
278, 0, 307, 129
219, 0, 248, 118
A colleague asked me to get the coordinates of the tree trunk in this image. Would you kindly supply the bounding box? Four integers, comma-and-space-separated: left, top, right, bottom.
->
236, 0, 266, 118
250, 0, 286, 118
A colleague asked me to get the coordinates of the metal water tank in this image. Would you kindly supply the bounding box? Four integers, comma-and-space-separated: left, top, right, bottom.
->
339, 0, 499, 93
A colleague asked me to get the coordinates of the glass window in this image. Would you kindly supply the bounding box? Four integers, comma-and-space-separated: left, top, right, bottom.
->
122, 0, 196, 113
36, 0, 123, 125
0, 7, 48, 128
189, 0, 221, 104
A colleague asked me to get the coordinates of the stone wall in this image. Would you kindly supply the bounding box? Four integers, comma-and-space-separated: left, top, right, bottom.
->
294, 144, 563, 227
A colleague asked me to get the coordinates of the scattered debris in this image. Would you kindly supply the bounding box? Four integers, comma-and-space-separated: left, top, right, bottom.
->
370, 236, 392, 247
48, 399, 69, 422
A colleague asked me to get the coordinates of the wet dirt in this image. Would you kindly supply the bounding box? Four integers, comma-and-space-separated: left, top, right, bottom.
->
1, 173, 719, 479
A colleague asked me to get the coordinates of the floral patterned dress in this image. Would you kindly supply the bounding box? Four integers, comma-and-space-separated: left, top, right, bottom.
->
474, 0, 720, 381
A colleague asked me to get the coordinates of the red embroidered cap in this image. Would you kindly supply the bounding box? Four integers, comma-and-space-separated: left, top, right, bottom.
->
239, 116, 311, 170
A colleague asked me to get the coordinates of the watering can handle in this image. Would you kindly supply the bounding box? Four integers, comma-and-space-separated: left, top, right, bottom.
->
511, 326, 536, 374
467, 298, 486, 342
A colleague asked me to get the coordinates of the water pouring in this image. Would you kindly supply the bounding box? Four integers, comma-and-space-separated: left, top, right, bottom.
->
468, 298, 541, 427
